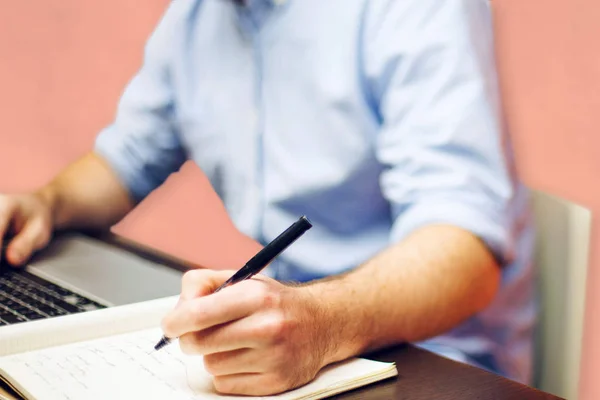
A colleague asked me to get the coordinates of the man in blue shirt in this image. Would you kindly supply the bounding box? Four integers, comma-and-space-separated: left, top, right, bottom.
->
0, 0, 535, 395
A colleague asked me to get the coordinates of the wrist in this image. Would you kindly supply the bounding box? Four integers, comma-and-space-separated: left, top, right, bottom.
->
300, 281, 367, 367
35, 185, 60, 230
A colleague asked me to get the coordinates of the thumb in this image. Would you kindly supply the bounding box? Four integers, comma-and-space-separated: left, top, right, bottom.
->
6, 218, 50, 266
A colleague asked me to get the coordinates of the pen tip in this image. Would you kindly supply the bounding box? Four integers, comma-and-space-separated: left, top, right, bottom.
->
154, 336, 170, 352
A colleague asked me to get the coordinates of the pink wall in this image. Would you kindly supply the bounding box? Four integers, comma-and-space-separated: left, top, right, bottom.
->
1, 1, 599, 398
493, 1, 600, 399
0, 1, 261, 270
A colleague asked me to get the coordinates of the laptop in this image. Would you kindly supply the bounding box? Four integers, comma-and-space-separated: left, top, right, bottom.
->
0, 233, 184, 326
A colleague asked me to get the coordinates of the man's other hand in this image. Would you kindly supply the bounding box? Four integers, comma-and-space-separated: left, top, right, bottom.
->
0, 192, 53, 266
161, 269, 334, 396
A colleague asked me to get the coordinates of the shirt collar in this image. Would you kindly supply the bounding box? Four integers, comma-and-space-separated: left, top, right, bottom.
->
235, 0, 287, 7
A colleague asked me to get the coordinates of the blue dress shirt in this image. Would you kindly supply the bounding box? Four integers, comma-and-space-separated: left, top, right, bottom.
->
95, 0, 536, 384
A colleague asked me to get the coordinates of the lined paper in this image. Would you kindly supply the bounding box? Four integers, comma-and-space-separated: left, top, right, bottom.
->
0, 296, 179, 357
0, 327, 397, 400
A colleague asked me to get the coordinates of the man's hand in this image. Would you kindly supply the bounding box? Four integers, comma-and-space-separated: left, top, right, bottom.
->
0, 191, 54, 266
0, 153, 135, 268
161, 269, 334, 396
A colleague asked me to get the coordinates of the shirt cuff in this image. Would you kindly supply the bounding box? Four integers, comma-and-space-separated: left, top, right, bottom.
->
94, 126, 157, 203
389, 200, 514, 266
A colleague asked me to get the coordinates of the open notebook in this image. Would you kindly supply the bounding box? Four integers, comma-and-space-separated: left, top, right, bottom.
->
0, 297, 397, 400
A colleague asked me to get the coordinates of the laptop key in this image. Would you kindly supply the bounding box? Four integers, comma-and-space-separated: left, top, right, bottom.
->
0, 313, 25, 324
63, 295, 81, 305
24, 313, 45, 321
27, 314, 47, 321
49, 300, 80, 314
80, 303, 102, 311
12, 305, 30, 314
46, 308, 67, 316
29, 288, 47, 297
76, 298, 92, 305
51, 286, 73, 297
37, 305, 56, 315
4, 300, 19, 308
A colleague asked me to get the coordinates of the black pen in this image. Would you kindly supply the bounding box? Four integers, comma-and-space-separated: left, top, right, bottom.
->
153, 215, 313, 352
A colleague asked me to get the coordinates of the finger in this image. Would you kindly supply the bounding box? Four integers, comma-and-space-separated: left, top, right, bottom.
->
162, 280, 265, 338
213, 372, 296, 396
0, 197, 16, 245
202, 348, 265, 376
179, 313, 260, 355
6, 218, 50, 266
180, 327, 249, 356
180, 269, 235, 301
179, 311, 282, 355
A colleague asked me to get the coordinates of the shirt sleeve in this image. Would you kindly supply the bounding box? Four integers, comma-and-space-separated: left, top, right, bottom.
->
94, 2, 187, 203
364, 0, 517, 264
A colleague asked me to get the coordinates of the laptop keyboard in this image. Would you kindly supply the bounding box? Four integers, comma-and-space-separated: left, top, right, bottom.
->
0, 269, 106, 326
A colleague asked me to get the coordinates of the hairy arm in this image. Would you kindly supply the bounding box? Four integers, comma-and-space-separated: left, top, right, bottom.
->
308, 0, 512, 362
308, 224, 500, 364
159, 224, 502, 396
38, 153, 134, 231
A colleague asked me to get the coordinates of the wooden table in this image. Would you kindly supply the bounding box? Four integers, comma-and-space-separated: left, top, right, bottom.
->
335, 345, 562, 399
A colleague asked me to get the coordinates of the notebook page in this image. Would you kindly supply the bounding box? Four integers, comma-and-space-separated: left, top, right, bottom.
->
0, 328, 397, 400
0, 296, 178, 357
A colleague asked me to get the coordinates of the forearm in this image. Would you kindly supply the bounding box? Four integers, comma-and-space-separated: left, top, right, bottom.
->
37, 152, 135, 231
306, 225, 501, 365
